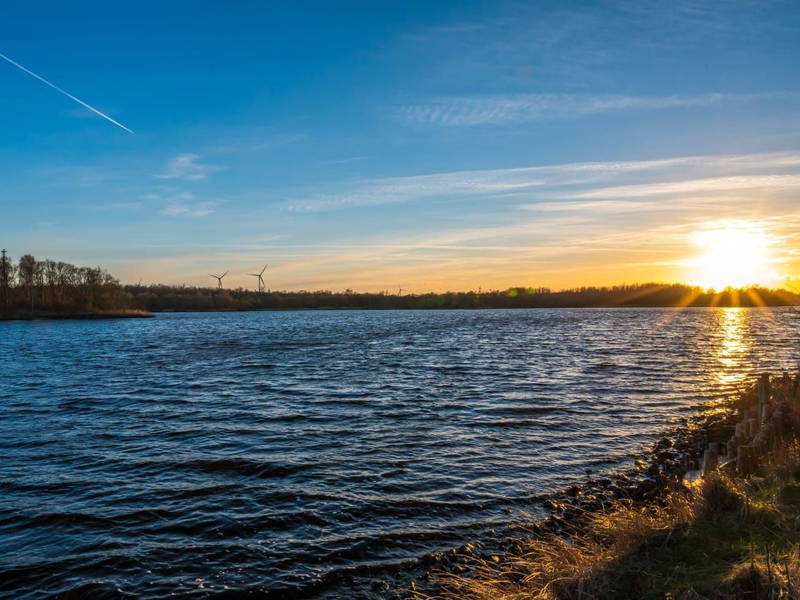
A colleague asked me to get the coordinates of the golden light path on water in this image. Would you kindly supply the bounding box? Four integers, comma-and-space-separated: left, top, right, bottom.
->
714, 307, 752, 389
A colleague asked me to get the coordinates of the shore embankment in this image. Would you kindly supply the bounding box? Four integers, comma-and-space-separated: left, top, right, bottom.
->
406, 373, 800, 600
0, 308, 153, 321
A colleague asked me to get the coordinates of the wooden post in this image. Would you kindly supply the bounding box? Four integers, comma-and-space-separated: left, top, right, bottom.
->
727, 435, 737, 458
737, 445, 752, 476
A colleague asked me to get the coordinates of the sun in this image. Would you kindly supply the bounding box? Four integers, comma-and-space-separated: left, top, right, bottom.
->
685, 221, 779, 290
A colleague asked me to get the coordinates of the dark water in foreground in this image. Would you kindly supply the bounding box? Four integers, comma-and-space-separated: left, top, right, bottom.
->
1, 308, 799, 598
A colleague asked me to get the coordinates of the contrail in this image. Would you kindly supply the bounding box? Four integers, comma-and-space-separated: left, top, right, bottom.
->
0, 51, 134, 133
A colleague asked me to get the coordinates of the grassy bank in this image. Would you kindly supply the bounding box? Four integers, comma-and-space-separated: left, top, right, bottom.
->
415, 377, 800, 600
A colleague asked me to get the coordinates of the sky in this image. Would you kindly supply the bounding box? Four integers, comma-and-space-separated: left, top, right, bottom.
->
2, 0, 800, 292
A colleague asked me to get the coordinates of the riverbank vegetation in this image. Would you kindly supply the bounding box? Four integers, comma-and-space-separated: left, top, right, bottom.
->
124, 282, 800, 312
415, 374, 800, 600
0, 250, 146, 319
422, 448, 800, 600
424, 458, 800, 600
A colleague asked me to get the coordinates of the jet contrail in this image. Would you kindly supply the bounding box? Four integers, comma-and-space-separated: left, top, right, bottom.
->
0, 51, 134, 133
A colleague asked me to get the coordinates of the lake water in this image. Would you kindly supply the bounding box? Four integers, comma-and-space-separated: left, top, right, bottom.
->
2, 308, 800, 598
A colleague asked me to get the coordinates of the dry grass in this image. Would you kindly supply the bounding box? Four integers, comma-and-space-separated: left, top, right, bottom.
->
418, 443, 800, 600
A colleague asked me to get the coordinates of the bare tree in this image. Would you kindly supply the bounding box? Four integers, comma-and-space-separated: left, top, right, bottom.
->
0, 249, 12, 316
18, 254, 37, 312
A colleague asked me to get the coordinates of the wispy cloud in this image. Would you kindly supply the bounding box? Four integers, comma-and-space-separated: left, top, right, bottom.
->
158, 153, 218, 181
160, 204, 214, 217
286, 156, 701, 211
146, 191, 216, 217
400, 92, 786, 126
568, 174, 800, 199
395, 1, 792, 92
287, 151, 800, 212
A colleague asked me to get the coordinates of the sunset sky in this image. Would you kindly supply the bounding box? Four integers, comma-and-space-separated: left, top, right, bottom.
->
2, 1, 800, 292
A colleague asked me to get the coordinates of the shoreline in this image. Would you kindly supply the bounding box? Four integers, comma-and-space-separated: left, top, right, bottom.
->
397, 373, 800, 600
384, 404, 736, 598
289, 389, 744, 600
151, 304, 798, 313
4, 307, 798, 320
0, 309, 153, 321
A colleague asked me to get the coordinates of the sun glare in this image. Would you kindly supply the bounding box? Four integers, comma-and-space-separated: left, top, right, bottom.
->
685, 222, 779, 291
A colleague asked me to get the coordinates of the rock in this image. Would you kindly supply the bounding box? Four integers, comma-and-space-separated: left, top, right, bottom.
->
543, 499, 564, 511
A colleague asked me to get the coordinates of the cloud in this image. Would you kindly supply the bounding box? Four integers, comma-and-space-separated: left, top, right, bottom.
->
399, 92, 786, 126
287, 168, 550, 211
393, 1, 793, 93
158, 153, 218, 181
567, 174, 800, 199
287, 151, 800, 212
160, 204, 214, 217
145, 191, 215, 217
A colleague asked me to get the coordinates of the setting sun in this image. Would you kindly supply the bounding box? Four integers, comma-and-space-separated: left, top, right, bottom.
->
685, 222, 779, 291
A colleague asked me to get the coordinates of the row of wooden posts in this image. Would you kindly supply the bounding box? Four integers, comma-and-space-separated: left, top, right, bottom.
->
699, 372, 799, 478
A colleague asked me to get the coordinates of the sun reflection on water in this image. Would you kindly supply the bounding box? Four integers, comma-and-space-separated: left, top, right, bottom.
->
714, 307, 751, 389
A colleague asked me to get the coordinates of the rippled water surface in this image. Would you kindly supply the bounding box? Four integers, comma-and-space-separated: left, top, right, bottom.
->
2, 308, 799, 598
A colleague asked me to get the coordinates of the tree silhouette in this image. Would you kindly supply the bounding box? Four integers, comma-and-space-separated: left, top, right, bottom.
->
0, 249, 140, 319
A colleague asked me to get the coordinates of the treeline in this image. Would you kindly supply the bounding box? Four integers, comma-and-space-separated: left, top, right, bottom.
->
4, 248, 796, 318
0, 250, 141, 318
125, 282, 800, 311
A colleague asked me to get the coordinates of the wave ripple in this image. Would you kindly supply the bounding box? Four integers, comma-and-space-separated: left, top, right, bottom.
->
2, 308, 799, 598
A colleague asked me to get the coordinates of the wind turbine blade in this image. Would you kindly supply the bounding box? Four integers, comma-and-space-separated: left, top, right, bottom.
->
0, 51, 134, 133
260, 264, 268, 275
221, 271, 228, 278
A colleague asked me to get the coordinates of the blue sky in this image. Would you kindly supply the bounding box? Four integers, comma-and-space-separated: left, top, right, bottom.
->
2, 0, 800, 291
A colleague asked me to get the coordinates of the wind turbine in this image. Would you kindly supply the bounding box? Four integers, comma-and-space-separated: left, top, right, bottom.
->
248, 264, 268, 293
209, 271, 228, 289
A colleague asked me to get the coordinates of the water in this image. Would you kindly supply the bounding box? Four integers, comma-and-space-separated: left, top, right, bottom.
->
1, 308, 799, 598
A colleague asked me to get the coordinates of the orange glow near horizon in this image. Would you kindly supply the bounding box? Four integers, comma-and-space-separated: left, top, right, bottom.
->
684, 221, 781, 291
107, 218, 800, 293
